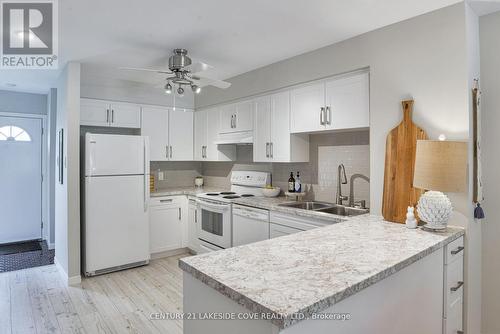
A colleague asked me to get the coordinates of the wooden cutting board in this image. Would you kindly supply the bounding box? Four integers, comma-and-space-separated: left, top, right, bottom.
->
382, 100, 428, 223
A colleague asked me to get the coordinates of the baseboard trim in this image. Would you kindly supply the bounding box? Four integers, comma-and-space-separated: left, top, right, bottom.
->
150, 247, 191, 260
54, 257, 82, 286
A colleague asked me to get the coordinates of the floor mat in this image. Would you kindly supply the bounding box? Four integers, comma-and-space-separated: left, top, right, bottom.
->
0, 240, 42, 255
0, 240, 54, 273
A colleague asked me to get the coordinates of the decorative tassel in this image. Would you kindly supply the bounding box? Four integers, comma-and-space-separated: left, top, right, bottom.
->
474, 203, 485, 219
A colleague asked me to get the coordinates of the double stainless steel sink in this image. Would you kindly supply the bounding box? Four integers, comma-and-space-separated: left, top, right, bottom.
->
278, 201, 369, 217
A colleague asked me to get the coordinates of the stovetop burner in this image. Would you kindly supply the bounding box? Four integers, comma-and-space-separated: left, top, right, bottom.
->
206, 193, 220, 196
220, 191, 236, 195
223, 195, 241, 199
241, 194, 255, 197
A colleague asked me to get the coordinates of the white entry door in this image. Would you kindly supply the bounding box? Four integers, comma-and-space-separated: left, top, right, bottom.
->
0, 116, 42, 244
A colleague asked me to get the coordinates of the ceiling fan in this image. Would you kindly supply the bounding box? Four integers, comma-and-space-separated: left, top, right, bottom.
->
120, 48, 231, 95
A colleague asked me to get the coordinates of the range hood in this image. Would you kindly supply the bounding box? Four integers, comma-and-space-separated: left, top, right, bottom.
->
214, 131, 253, 145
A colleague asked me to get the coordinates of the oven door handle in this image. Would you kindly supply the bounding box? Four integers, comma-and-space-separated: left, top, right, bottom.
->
197, 199, 231, 211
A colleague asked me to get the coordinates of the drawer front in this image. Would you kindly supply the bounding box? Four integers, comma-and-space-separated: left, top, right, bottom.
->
445, 255, 464, 318
445, 236, 464, 264
150, 195, 185, 207
445, 294, 463, 334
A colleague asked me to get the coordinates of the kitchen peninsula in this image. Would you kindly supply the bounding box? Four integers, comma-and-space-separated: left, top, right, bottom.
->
180, 214, 464, 334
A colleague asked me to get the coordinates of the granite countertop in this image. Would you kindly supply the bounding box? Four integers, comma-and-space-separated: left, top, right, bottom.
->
179, 215, 464, 329
150, 186, 228, 197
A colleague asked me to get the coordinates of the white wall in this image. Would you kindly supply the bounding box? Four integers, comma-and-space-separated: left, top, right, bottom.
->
197, 3, 469, 216
479, 9, 500, 334
55, 62, 81, 284
0, 90, 47, 115
197, 3, 481, 331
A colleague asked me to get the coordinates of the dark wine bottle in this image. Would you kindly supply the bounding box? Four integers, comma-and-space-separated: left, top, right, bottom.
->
288, 172, 295, 193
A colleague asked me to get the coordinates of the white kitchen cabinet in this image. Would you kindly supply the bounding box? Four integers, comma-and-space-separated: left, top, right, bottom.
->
443, 236, 464, 334
290, 71, 369, 133
290, 82, 326, 133
149, 196, 184, 253
254, 91, 309, 163
141, 106, 169, 161
142, 106, 194, 161
80, 98, 141, 128
194, 108, 236, 161
269, 223, 302, 239
325, 72, 369, 130
80, 99, 110, 126
110, 102, 142, 128
169, 109, 194, 161
219, 100, 253, 134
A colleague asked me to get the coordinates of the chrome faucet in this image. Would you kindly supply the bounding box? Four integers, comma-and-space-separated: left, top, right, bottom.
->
336, 164, 348, 205
348, 173, 370, 208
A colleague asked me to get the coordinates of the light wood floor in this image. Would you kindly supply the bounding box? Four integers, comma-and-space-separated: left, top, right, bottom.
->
0, 253, 190, 334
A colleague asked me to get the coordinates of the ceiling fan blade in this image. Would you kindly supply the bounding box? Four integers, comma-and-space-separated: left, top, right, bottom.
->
185, 61, 213, 74
193, 75, 231, 89
119, 67, 172, 74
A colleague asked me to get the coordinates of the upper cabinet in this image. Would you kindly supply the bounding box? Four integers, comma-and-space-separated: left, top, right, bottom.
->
142, 106, 194, 161
290, 72, 369, 133
253, 91, 309, 163
80, 98, 141, 128
194, 108, 236, 161
219, 100, 254, 134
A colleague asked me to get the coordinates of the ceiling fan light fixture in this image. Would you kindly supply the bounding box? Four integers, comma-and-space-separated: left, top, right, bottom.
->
177, 86, 184, 96
191, 85, 201, 94
164, 82, 172, 94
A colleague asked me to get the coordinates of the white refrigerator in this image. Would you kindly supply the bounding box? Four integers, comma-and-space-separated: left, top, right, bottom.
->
84, 133, 150, 276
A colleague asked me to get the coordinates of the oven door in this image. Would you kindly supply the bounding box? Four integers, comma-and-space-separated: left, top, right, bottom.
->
197, 199, 232, 249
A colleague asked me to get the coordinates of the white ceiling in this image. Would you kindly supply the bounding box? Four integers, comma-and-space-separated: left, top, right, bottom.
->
0, 0, 468, 94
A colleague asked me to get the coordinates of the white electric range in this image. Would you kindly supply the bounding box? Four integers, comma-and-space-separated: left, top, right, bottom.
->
196, 171, 271, 252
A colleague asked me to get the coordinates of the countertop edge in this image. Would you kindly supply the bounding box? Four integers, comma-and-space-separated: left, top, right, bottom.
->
179, 228, 465, 329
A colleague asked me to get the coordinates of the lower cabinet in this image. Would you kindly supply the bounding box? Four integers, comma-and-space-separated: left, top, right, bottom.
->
149, 196, 186, 254
269, 223, 302, 238
443, 236, 464, 334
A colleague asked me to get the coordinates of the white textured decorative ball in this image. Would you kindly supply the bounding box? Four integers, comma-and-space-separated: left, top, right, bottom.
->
416, 191, 452, 229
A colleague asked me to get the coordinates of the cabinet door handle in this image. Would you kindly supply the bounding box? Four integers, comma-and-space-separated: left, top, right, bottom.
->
326, 106, 331, 125
111, 109, 114, 123
106, 109, 110, 123
234, 114, 237, 128
270, 142, 273, 158
170, 146, 173, 159
230, 114, 234, 128
450, 281, 464, 292
266, 143, 269, 158
320, 107, 325, 125
178, 207, 182, 220
194, 209, 197, 223
451, 246, 464, 255
165, 145, 169, 158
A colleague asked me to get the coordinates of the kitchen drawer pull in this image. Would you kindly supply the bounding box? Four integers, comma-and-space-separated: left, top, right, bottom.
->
450, 281, 464, 292
451, 246, 464, 255
159, 199, 173, 203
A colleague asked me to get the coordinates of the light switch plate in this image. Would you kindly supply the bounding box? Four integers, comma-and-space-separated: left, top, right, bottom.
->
158, 171, 165, 181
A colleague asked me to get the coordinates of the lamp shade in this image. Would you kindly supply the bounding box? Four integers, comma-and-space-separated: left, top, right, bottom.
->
413, 140, 467, 193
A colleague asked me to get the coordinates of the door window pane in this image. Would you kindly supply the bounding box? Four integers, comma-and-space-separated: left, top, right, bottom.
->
0, 126, 31, 142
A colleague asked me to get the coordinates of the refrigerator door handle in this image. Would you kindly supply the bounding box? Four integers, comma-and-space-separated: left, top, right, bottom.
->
143, 138, 150, 212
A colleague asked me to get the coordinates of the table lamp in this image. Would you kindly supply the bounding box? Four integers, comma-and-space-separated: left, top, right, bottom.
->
413, 140, 467, 229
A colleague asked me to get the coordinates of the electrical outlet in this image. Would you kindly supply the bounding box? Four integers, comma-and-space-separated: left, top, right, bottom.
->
158, 171, 165, 181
